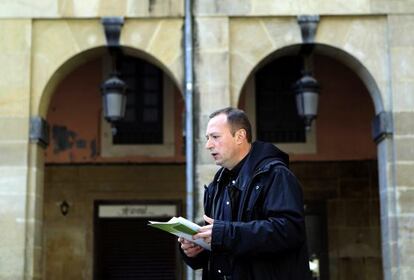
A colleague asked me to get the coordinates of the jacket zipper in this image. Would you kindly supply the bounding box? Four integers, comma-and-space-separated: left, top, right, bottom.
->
237, 168, 268, 221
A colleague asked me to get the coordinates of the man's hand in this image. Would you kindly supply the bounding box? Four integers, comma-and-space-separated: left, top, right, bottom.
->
178, 237, 204, 257
193, 215, 214, 245
178, 215, 214, 257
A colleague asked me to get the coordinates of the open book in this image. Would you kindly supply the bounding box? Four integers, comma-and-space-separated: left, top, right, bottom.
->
148, 216, 211, 250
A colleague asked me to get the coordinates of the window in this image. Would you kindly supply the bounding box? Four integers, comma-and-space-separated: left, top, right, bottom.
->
255, 56, 305, 143
242, 55, 317, 154
100, 55, 175, 158
113, 56, 163, 145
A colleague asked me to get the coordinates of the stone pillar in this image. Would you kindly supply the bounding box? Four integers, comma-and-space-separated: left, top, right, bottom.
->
193, 16, 230, 220
24, 144, 45, 280
0, 20, 36, 279
389, 15, 414, 280
377, 138, 400, 280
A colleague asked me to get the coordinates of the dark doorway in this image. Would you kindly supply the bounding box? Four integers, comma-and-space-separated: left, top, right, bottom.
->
94, 202, 180, 280
305, 202, 329, 280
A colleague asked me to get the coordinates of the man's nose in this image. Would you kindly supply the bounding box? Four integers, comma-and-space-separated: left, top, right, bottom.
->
205, 138, 212, 149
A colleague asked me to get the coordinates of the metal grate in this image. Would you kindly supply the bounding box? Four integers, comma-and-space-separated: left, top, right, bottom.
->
94, 218, 177, 279
113, 56, 163, 145
255, 56, 306, 143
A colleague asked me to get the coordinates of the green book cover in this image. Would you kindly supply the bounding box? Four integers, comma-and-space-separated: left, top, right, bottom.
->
148, 216, 211, 250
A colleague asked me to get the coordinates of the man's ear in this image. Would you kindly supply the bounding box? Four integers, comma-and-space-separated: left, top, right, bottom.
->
235, 129, 247, 144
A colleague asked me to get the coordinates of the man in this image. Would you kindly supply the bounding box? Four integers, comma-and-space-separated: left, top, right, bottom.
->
178, 107, 311, 279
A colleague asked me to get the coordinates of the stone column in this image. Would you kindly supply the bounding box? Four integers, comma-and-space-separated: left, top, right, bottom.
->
24, 144, 45, 280
193, 16, 231, 220
0, 20, 37, 279
389, 15, 414, 280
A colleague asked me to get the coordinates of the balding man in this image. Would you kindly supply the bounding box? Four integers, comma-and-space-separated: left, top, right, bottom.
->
179, 107, 311, 280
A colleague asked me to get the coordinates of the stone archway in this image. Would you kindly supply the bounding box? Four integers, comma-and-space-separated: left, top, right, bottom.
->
41, 51, 186, 279
238, 49, 383, 279
27, 19, 184, 278
228, 16, 395, 279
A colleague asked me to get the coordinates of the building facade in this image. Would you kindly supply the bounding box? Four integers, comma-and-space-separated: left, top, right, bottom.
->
0, 0, 413, 279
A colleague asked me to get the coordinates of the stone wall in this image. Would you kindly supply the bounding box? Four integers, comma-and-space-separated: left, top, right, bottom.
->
42, 161, 382, 280
389, 14, 414, 279
194, 0, 414, 15
43, 164, 186, 279
0, 19, 33, 279
1, 0, 414, 279
1, 0, 414, 19
0, 0, 184, 18
292, 160, 382, 280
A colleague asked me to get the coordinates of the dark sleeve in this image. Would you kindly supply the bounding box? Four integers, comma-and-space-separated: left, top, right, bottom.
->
179, 246, 209, 270
211, 167, 306, 257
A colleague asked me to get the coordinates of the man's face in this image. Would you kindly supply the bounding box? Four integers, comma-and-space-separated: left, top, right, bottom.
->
205, 114, 239, 170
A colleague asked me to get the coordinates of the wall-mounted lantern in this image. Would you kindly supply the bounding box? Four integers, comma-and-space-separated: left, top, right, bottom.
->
101, 73, 127, 123
101, 16, 126, 134
293, 73, 320, 130
60, 200, 70, 216
295, 15, 321, 131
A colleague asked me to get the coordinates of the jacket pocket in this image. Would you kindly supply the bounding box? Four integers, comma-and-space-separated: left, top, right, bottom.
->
245, 184, 264, 220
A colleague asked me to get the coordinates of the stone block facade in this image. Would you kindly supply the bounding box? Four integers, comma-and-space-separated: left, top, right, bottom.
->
293, 161, 382, 279
42, 165, 186, 279
0, 0, 413, 279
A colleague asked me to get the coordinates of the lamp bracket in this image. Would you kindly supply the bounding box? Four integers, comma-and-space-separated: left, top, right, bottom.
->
372, 111, 393, 143
29, 116, 49, 148
297, 15, 320, 44
101, 17, 124, 49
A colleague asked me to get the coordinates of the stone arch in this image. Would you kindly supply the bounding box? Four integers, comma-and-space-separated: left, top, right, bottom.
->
230, 17, 389, 113
31, 19, 183, 117
27, 18, 184, 278
236, 43, 384, 114
37, 45, 183, 118
233, 42, 396, 280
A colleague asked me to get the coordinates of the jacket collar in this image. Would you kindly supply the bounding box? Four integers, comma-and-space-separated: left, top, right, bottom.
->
212, 141, 289, 191
231, 141, 289, 191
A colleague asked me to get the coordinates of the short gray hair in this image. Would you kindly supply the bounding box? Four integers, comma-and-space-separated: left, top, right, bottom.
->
209, 107, 252, 143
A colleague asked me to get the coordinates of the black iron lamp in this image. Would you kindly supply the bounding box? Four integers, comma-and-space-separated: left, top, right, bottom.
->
293, 72, 320, 130
101, 16, 126, 134
60, 200, 70, 216
294, 15, 321, 131
101, 73, 127, 123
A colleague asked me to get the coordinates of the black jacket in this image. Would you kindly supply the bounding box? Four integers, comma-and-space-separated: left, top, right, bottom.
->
182, 141, 311, 280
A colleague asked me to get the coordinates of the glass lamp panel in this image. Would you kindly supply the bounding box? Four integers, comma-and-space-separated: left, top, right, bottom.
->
104, 92, 125, 121
296, 93, 305, 117
302, 91, 319, 117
